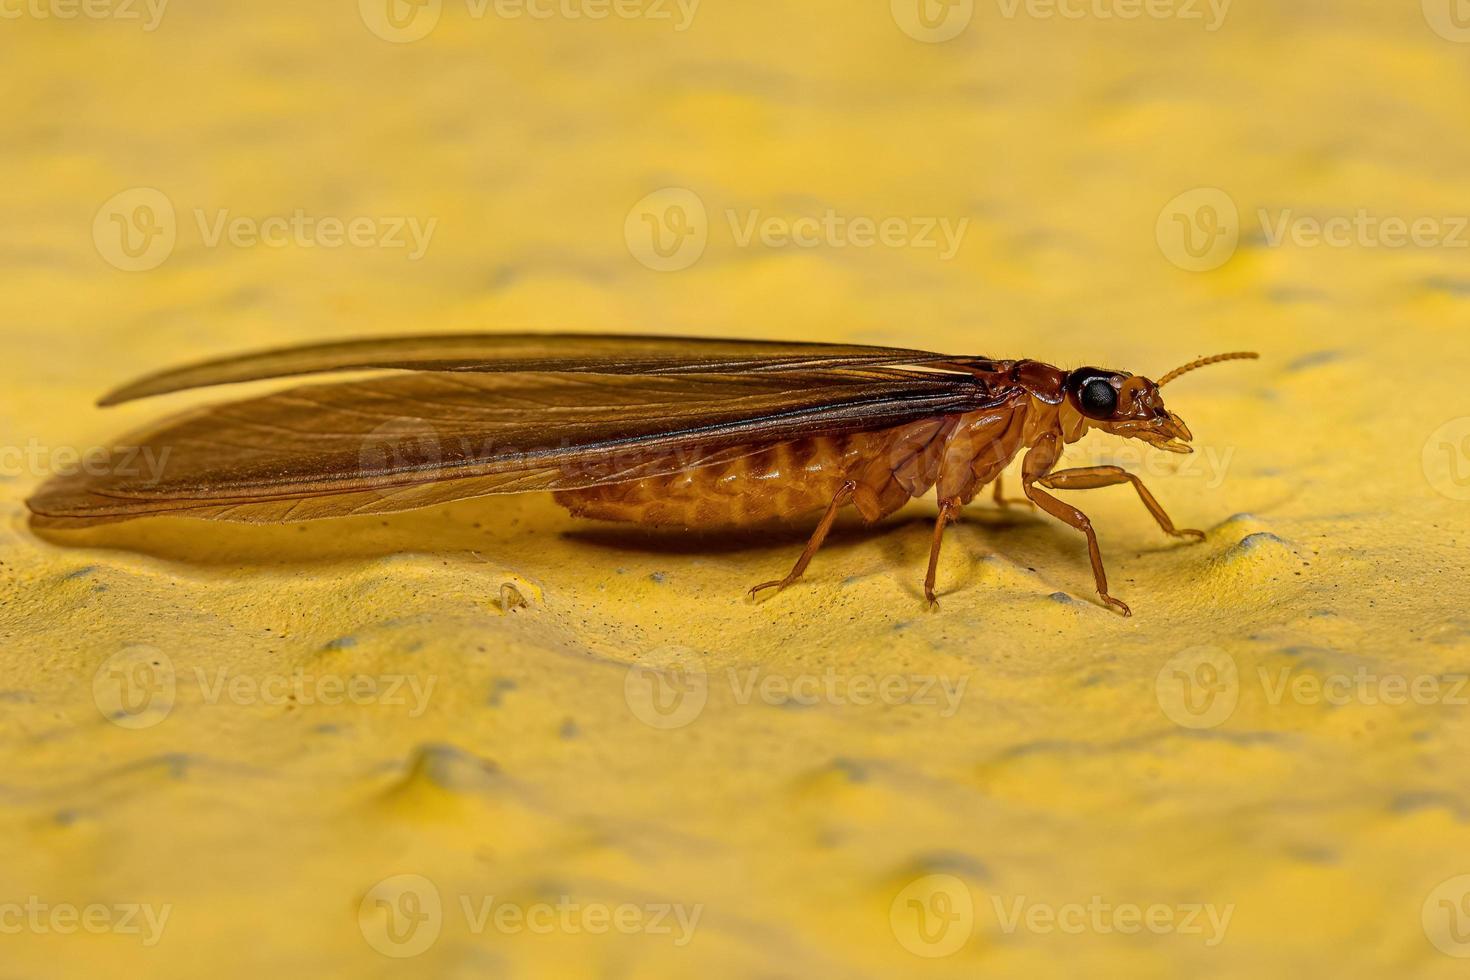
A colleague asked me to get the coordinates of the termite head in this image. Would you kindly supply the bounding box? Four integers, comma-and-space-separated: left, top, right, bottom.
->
1064, 352, 1258, 454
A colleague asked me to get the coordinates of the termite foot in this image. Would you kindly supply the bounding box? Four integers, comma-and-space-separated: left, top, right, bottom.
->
1100, 594, 1132, 617
747, 580, 788, 600
1175, 528, 1206, 542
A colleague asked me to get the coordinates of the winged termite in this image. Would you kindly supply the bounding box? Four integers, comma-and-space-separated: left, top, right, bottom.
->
27, 334, 1257, 614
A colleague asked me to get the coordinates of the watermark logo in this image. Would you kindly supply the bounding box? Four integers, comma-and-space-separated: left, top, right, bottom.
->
890, 874, 974, 957
625, 188, 709, 272
93, 645, 175, 730
94, 188, 176, 272
1423, 418, 1470, 502
1156, 187, 1239, 272
359, 0, 443, 42
360, 874, 443, 958
1065, 439, 1238, 490
1155, 646, 1238, 729
358, 417, 444, 500
1423, 0, 1470, 42
624, 646, 709, 729
891, 0, 973, 42
1424, 875, 1470, 957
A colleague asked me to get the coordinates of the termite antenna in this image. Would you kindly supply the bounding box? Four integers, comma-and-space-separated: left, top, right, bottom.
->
1156, 351, 1259, 387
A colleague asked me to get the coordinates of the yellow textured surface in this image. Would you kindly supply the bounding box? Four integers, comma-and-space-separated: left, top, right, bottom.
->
4, 1, 1470, 976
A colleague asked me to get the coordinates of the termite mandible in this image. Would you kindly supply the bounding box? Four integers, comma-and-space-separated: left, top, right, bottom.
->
27, 335, 1257, 615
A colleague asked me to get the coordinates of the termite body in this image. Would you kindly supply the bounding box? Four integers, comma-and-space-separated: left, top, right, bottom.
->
555, 357, 1217, 614
27, 335, 1255, 614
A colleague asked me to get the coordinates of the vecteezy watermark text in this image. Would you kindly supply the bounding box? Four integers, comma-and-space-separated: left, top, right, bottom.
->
891, 0, 1229, 43
887, 874, 1233, 958
995, 0, 1229, 30
0, 0, 168, 30
1067, 440, 1237, 490
624, 654, 970, 730
1, 440, 170, 482
625, 188, 970, 271
0, 898, 171, 947
1257, 209, 1470, 250
726, 210, 968, 260
358, 875, 702, 958
358, 0, 699, 43
1156, 646, 1470, 730
1158, 188, 1470, 271
194, 209, 436, 259
991, 894, 1234, 945
94, 646, 437, 729
94, 188, 437, 271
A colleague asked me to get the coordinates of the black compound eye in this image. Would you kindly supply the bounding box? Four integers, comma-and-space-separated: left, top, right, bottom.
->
1079, 378, 1118, 417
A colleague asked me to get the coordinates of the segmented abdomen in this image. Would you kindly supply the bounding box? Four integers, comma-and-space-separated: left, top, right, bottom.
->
553, 431, 908, 529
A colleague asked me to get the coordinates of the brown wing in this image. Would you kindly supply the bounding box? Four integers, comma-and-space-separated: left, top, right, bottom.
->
98, 333, 953, 405
31, 368, 1005, 526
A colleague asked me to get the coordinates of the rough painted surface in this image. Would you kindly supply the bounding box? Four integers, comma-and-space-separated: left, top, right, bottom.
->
3, 1, 1470, 976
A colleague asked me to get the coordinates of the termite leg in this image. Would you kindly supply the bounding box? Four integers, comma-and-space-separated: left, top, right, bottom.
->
748, 481, 857, 599
923, 497, 962, 608
1037, 466, 1204, 541
991, 473, 1034, 510
1016, 442, 1130, 616
1023, 483, 1131, 617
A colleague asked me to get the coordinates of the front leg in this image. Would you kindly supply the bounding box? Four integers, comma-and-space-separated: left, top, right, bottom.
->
1036, 466, 1203, 541
1021, 438, 1131, 616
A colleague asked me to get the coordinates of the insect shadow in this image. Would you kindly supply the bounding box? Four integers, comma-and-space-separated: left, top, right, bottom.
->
24, 494, 1076, 603
24, 495, 565, 571
566, 505, 1068, 601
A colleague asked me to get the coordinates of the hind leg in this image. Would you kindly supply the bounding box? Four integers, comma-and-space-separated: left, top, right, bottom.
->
748, 481, 857, 598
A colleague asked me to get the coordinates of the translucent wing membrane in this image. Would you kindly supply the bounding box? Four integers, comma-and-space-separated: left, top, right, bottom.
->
98, 333, 952, 405
31, 368, 1002, 526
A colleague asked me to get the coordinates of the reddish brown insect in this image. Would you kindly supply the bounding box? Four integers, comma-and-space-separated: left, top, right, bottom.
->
27, 335, 1257, 614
